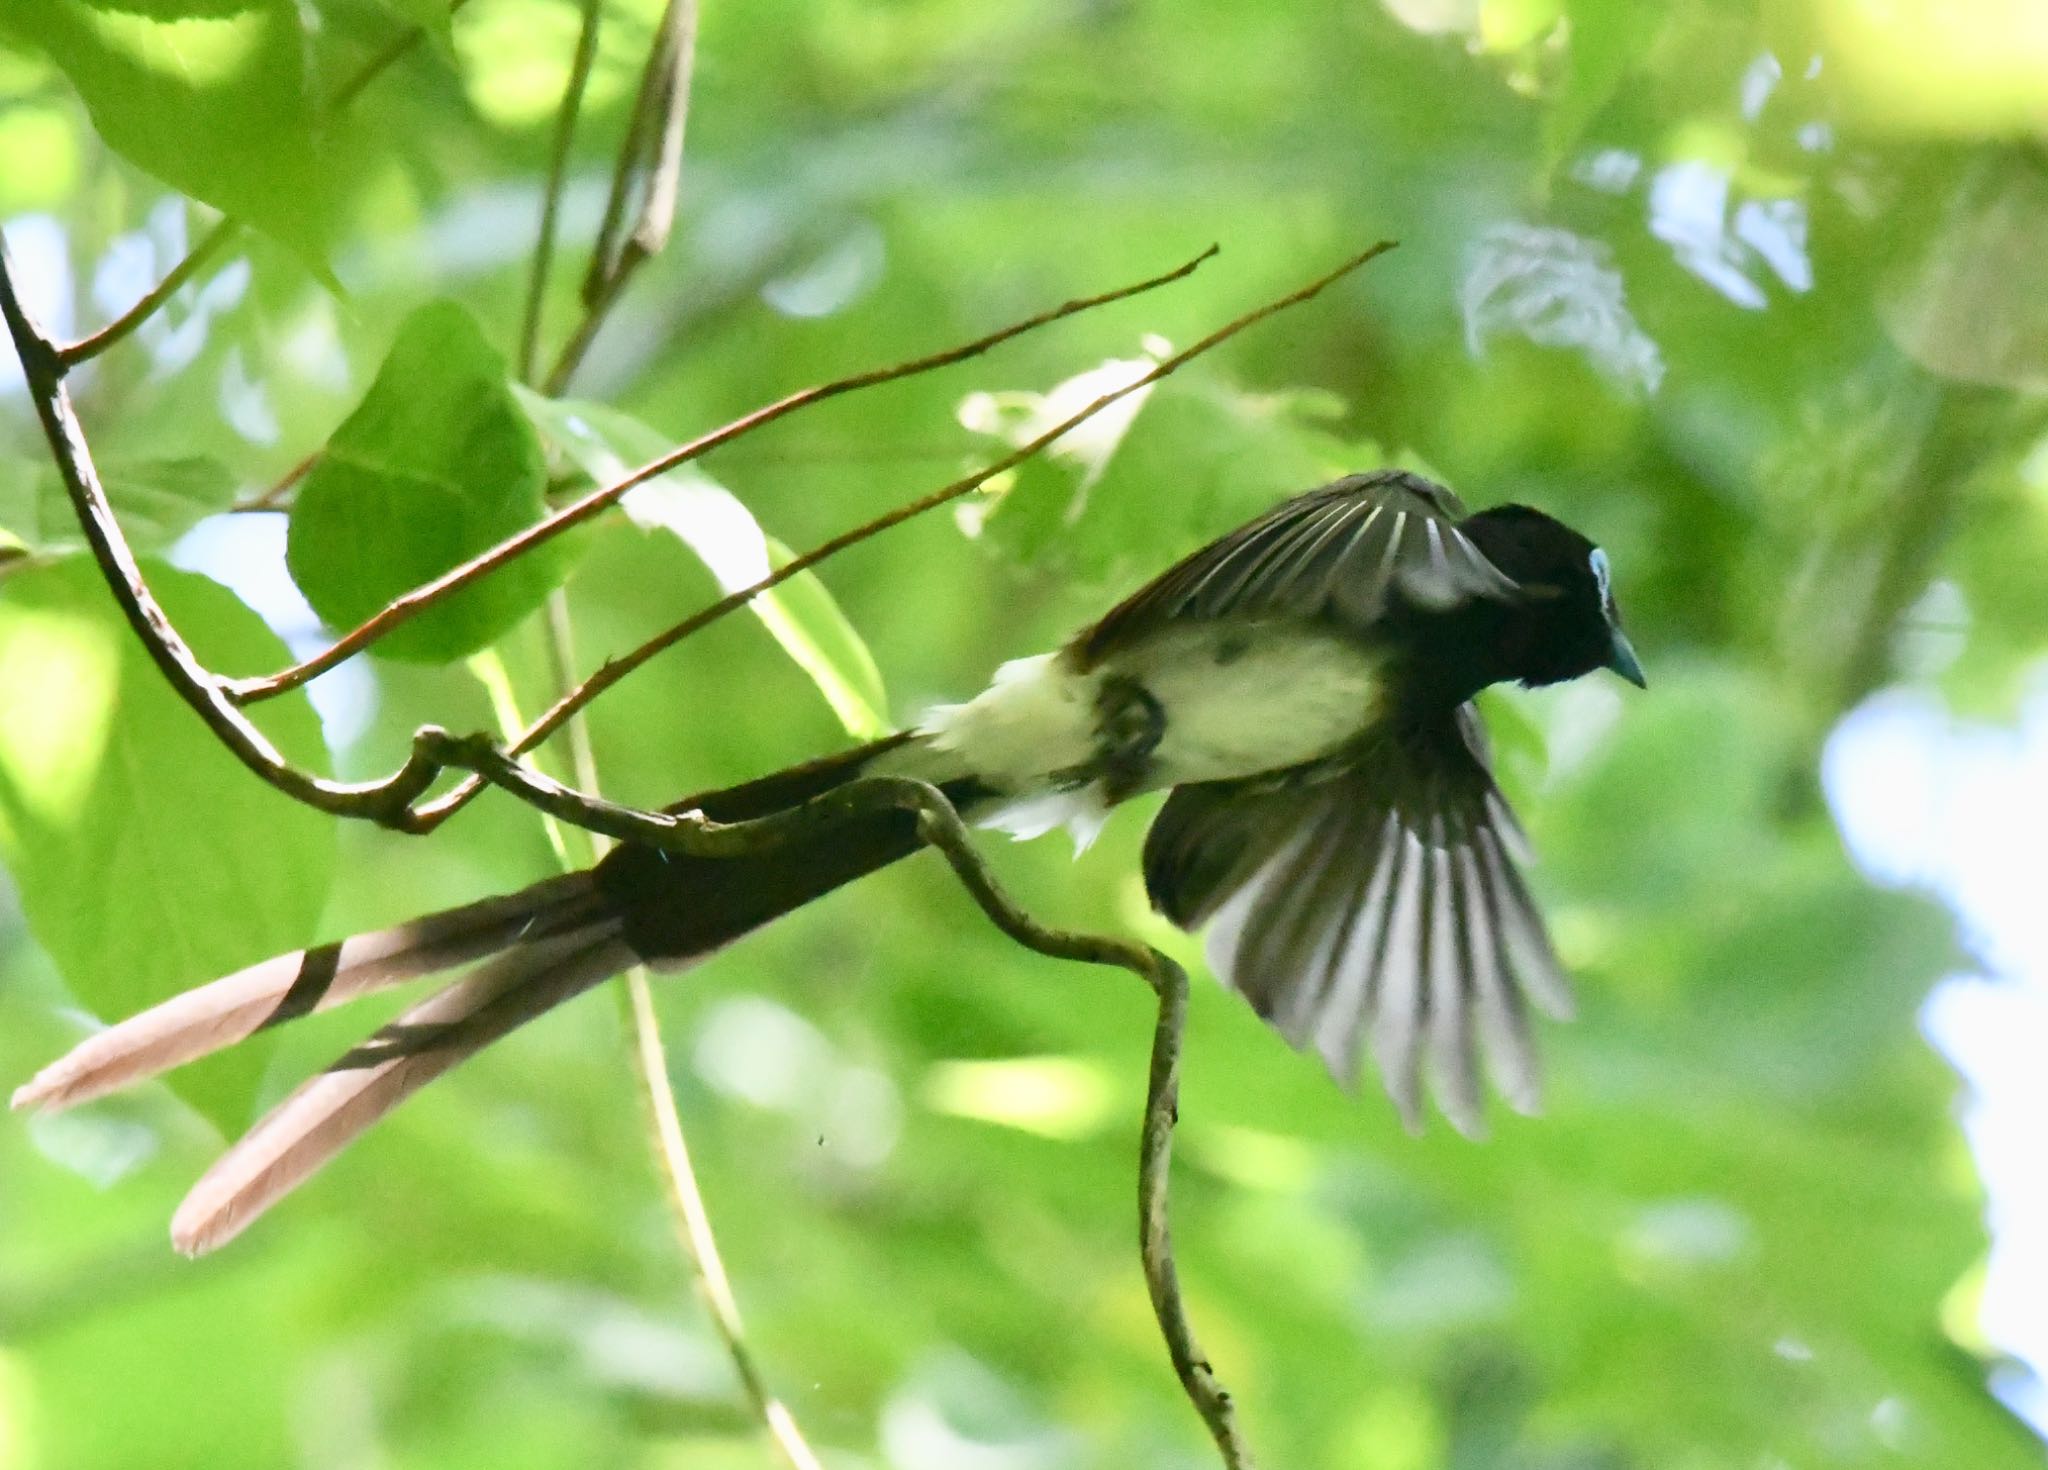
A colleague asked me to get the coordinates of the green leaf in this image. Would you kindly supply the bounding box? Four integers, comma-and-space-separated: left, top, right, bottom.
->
516, 389, 890, 738
1543, 0, 1656, 167
963, 366, 1363, 583
757, 540, 889, 739
0, 455, 236, 556
371, 0, 452, 52
0, 556, 336, 1131
287, 301, 567, 663
1, 0, 331, 265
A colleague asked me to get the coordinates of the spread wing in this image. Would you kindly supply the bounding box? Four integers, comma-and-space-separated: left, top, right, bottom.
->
1075, 469, 1518, 663
1142, 707, 1573, 1134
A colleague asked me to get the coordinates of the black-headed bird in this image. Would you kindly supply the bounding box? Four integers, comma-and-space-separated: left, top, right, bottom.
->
12, 470, 1644, 1253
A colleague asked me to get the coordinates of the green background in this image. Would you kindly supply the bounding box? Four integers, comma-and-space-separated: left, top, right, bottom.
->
3, 0, 2046, 1466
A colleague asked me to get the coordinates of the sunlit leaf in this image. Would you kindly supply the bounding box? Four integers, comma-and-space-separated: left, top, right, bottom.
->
287, 301, 569, 663
1, 0, 331, 264
0, 556, 334, 1130
962, 369, 1360, 582
516, 390, 890, 738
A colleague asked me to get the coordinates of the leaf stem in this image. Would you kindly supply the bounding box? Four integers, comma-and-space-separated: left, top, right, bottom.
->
519, 0, 606, 384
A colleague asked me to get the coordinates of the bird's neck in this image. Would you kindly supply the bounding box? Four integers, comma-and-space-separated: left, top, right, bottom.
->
1381, 595, 1533, 715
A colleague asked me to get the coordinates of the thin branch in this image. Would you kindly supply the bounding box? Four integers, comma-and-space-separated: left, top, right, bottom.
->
578, 1, 670, 299
53, 0, 468, 369
0, 240, 444, 825
909, 807, 1252, 1468
623, 972, 826, 1470
225, 244, 1222, 704
520, 0, 606, 383
410, 240, 1394, 826
241, 449, 319, 513
57, 221, 236, 368
625, 0, 696, 263
401, 735, 1255, 1464
542, 246, 637, 396
526, 597, 830, 1469
11, 238, 1380, 842
544, 0, 698, 393
328, 0, 475, 112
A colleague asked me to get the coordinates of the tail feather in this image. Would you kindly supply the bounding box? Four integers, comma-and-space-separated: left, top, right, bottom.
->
13, 731, 974, 1253
171, 923, 635, 1256
10, 871, 603, 1115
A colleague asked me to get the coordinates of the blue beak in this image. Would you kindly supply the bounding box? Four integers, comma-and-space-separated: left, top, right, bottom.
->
1606, 630, 1647, 689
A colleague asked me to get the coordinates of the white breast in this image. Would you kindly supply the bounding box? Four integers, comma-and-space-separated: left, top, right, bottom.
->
1107, 622, 1381, 786
901, 621, 1381, 850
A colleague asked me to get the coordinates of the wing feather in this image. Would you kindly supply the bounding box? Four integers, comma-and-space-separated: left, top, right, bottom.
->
1145, 709, 1570, 1132
1076, 471, 1518, 662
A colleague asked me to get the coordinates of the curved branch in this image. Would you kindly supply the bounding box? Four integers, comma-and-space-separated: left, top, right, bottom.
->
57, 221, 237, 368
414, 737, 1256, 1464
9, 237, 1386, 843
0, 241, 442, 825
225, 243, 1221, 704
410, 240, 1394, 827
54, 0, 470, 369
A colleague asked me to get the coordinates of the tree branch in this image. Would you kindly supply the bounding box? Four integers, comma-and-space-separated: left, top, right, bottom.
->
623, 970, 827, 1470
223, 243, 1222, 704
519, 0, 606, 383
52, 0, 469, 369
398, 735, 1256, 1464
9, 237, 1382, 842
911, 806, 1253, 1468
544, 0, 700, 394
514, 600, 829, 1470
408, 240, 1393, 827
56, 221, 236, 369
0, 239, 443, 826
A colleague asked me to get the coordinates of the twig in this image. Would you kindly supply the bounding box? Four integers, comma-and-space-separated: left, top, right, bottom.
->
57, 221, 236, 368
545, 0, 699, 394
0, 240, 444, 826
224, 244, 1222, 704
623, 972, 826, 1470
624, 0, 696, 264
401, 734, 1255, 1463
519, 0, 606, 383
240, 449, 320, 513
542, 244, 635, 397
408, 240, 1394, 827
10, 238, 1379, 839
52, 0, 467, 369
910, 804, 1253, 1468
328, 0, 475, 112
525, 598, 830, 1470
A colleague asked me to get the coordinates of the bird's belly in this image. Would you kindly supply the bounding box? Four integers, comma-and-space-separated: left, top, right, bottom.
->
1109, 622, 1381, 787
906, 622, 1379, 847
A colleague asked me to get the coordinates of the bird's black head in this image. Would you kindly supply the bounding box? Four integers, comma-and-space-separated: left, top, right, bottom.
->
1459, 504, 1645, 690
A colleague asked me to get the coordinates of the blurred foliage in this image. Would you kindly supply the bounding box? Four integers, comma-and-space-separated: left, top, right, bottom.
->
3, 0, 2047, 1467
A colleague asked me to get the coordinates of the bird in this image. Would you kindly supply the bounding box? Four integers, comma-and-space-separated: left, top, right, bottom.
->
11, 469, 1644, 1255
